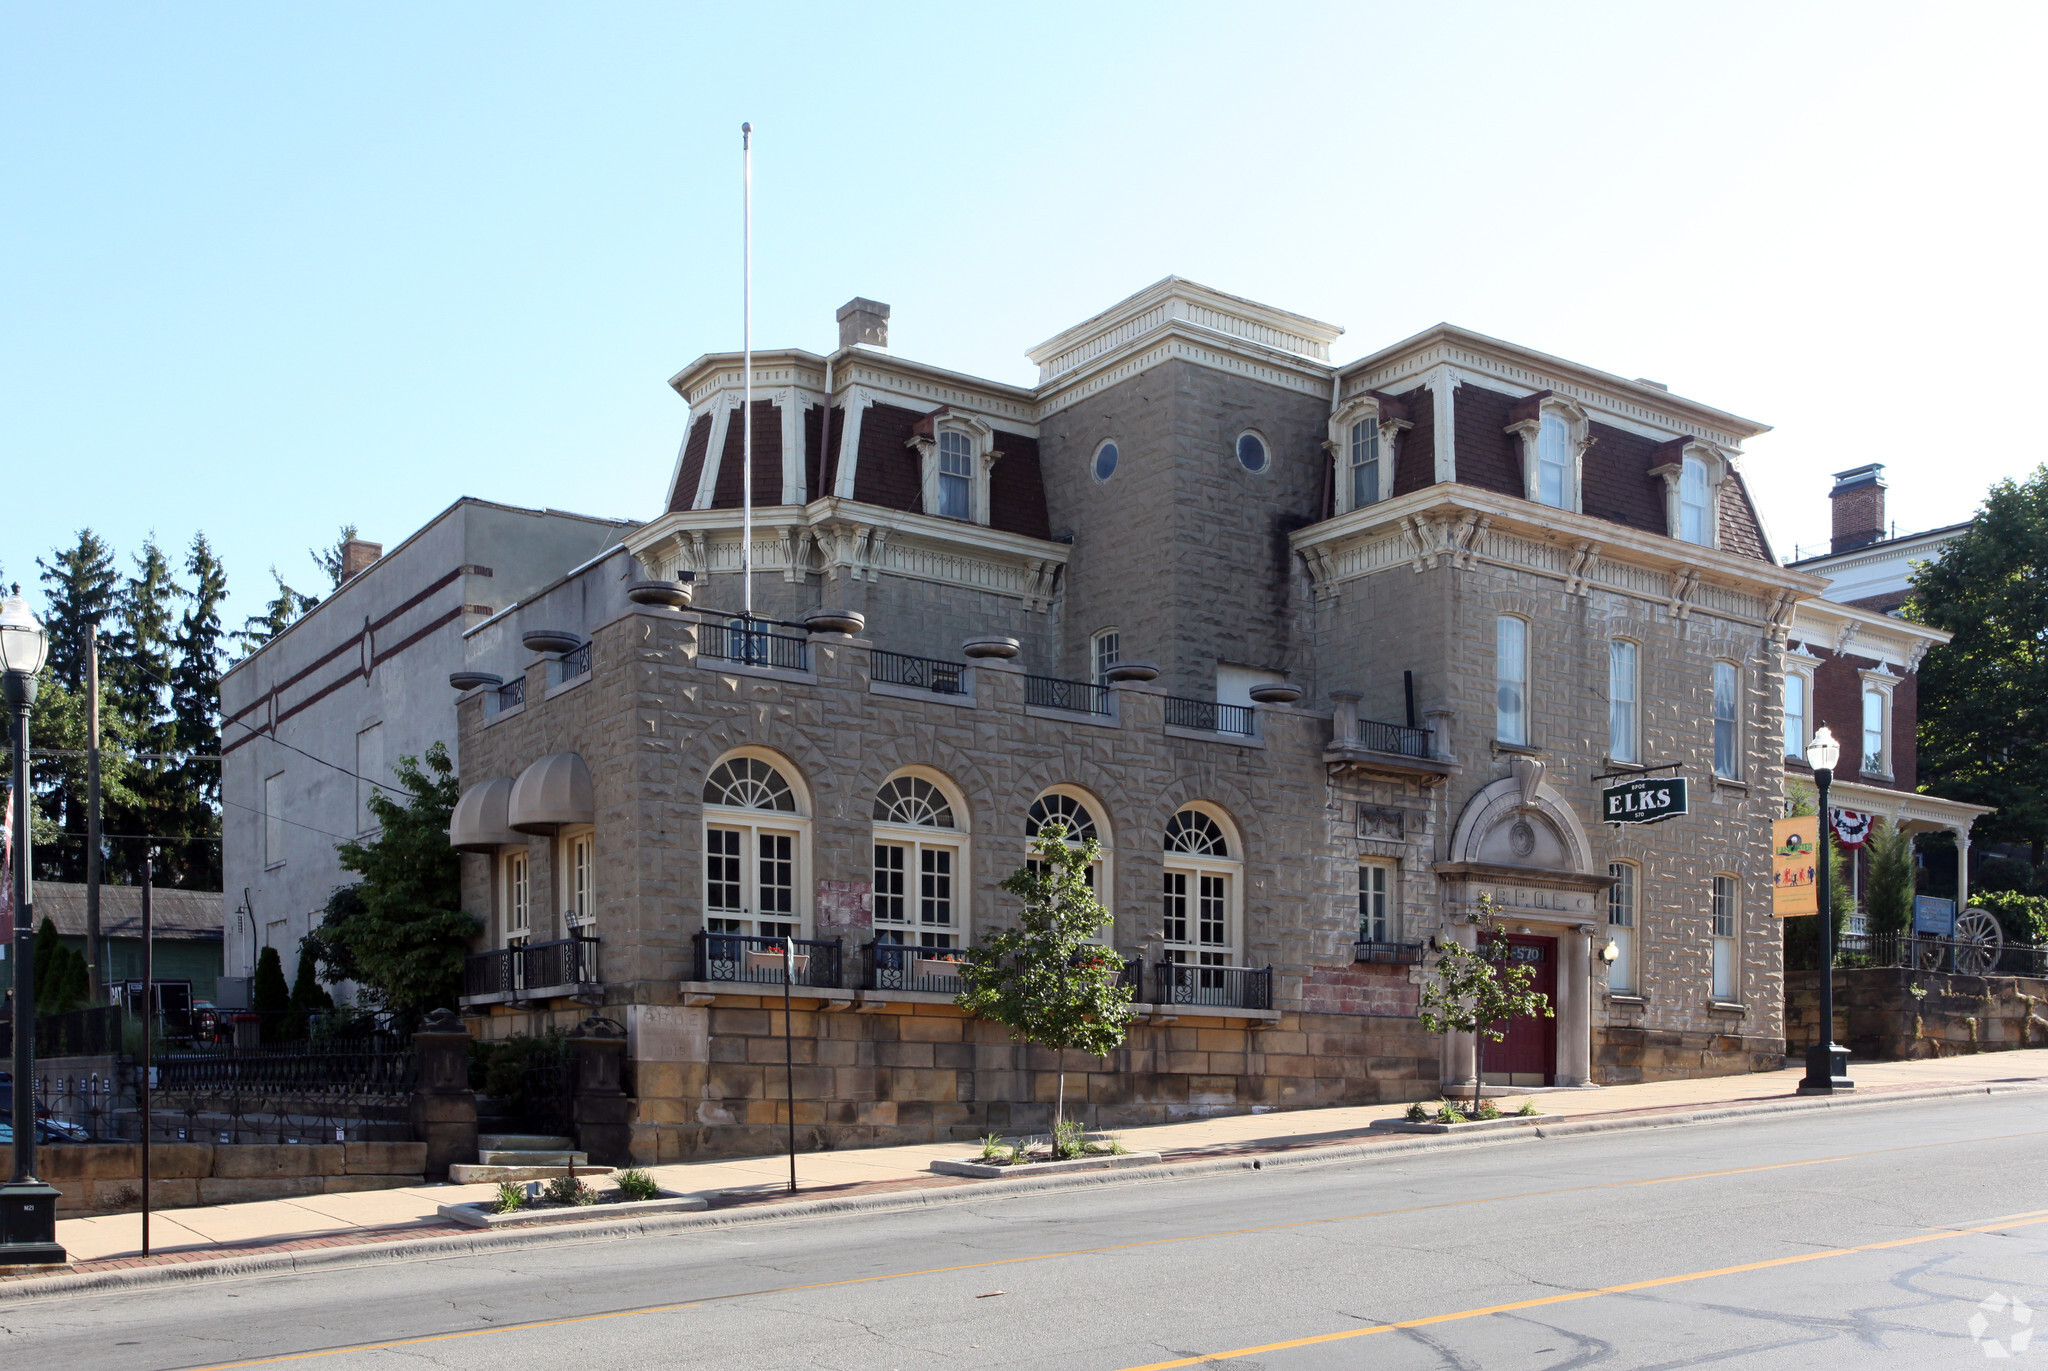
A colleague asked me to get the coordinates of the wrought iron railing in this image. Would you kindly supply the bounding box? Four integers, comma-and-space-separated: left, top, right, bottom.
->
496, 677, 525, 710
559, 642, 591, 681
1152, 962, 1273, 1010
1811, 931, 2048, 978
1164, 697, 1256, 736
1356, 718, 1432, 757
864, 941, 969, 993
461, 936, 600, 1002
693, 931, 844, 988
1026, 674, 1111, 716
872, 650, 968, 695
701, 621, 810, 671
1355, 939, 1426, 965
154, 1030, 418, 1097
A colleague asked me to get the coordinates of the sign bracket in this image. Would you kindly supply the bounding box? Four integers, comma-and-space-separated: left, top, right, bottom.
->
1590, 760, 1685, 782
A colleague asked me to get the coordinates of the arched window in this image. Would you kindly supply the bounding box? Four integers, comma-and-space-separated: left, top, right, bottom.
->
701, 751, 809, 940
1162, 805, 1241, 977
1026, 787, 1113, 925
872, 769, 969, 949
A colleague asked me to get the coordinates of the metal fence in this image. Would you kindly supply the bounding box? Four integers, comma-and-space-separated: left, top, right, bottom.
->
461, 936, 601, 1004
1025, 674, 1111, 716
693, 931, 845, 988
497, 677, 525, 710
559, 642, 591, 681
1814, 931, 2048, 978
701, 622, 810, 671
1152, 962, 1273, 1010
1356, 718, 1432, 757
872, 650, 968, 695
864, 941, 968, 993
1164, 697, 1255, 736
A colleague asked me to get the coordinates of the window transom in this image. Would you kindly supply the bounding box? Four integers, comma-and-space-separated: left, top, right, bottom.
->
874, 775, 955, 828
704, 757, 796, 811
1165, 809, 1229, 857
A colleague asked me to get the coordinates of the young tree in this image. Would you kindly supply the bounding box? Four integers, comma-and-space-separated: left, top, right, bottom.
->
311, 525, 361, 591
306, 742, 476, 1020
1418, 897, 1555, 1114
234, 567, 319, 655
1909, 464, 2048, 864
955, 823, 1136, 1137
1863, 819, 1917, 940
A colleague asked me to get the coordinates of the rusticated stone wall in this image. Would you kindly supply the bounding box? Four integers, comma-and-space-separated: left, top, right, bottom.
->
1785, 967, 2048, 1061
41, 1141, 428, 1217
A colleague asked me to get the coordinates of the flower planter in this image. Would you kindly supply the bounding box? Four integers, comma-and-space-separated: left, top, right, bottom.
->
929, 1150, 1163, 1178
438, 1188, 708, 1228
744, 950, 810, 975
1368, 1115, 1539, 1135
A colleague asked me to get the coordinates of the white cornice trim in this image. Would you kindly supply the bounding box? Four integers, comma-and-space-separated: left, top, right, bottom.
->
1026, 275, 1342, 383
1035, 327, 1331, 418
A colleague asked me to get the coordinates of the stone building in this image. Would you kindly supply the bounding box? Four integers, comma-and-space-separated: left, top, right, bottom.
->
444, 279, 1830, 1162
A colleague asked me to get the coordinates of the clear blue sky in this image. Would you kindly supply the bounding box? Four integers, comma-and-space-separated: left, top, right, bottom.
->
5, 3, 2042, 632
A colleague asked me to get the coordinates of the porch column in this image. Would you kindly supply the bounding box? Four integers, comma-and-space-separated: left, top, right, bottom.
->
1556, 929, 1592, 1086
1444, 921, 1477, 1093
1953, 823, 1973, 910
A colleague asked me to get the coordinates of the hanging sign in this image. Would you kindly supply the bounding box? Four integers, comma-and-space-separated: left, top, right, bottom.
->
1772, 816, 1819, 917
1913, 895, 1956, 937
1601, 775, 1688, 825
1830, 809, 1875, 848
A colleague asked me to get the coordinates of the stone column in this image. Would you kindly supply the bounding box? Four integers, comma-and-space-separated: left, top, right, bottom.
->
1556, 929, 1592, 1086
410, 1010, 478, 1181
569, 1016, 633, 1166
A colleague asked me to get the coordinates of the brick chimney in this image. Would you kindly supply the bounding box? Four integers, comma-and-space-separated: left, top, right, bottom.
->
1829, 465, 1888, 553
340, 538, 383, 583
837, 297, 889, 351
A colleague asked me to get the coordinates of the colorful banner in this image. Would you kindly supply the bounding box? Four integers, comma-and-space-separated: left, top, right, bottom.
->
1772, 815, 1819, 917
1830, 809, 1875, 848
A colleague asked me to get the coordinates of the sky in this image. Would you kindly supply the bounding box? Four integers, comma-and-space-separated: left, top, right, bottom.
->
4, 2, 2043, 634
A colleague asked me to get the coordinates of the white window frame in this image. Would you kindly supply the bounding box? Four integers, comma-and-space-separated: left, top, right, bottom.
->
872, 769, 972, 950
1506, 395, 1589, 513
1358, 860, 1397, 944
1162, 804, 1242, 969
1711, 873, 1739, 1001
1652, 441, 1731, 550
1027, 786, 1112, 919
1327, 395, 1408, 515
1495, 615, 1529, 746
702, 749, 813, 940
501, 847, 530, 944
1608, 639, 1639, 764
910, 412, 997, 526
1091, 628, 1121, 685
559, 824, 595, 934
1606, 860, 1638, 995
1782, 654, 1815, 761
1859, 670, 1897, 778
263, 771, 286, 869
1712, 660, 1742, 781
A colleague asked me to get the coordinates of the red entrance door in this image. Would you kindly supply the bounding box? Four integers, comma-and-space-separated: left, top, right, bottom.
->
1484, 934, 1557, 1087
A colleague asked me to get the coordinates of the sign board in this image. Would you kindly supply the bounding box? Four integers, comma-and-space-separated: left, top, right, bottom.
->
1913, 895, 1957, 938
1601, 775, 1688, 825
1772, 816, 1819, 917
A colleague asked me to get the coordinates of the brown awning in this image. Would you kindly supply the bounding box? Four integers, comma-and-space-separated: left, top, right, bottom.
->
508, 752, 595, 834
447, 776, 520, 852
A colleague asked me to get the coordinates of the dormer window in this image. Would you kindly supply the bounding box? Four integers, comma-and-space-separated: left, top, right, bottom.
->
1326, 392, 1409, 515
937, 431, 973, 520
1349, 420, 1381, 508
1651, 439, 1730, 549
1505, 393, 1588, 513
910, 410, 998, 525
1679, 456, 1711, 544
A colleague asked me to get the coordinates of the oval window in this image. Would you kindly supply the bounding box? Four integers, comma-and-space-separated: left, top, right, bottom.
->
1236, 431, 1269, 473
1094, 441, 1119, 482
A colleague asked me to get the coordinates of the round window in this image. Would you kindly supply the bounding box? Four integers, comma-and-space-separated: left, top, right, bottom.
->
1094, 441, 1119, 482
1235, 431, 1269, 473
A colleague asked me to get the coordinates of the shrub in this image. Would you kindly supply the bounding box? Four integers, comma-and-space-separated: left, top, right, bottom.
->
1515, 1102, 1540, 1117
467, 1032, 570, 1118
492, 1181, 526, 1214
613, 1169, 660, 1203
1050, 1117, 1087, 1160
976, 1134, 1009, 1164
1405, 1102, 1429, 1123
1437, 1103, 1466, 1124
1864, 820, 1916, 938
1475, 1099, 1501, 1120
1978, 891, 2048, 947
544, 1174, 594, 1206
1975, 856, 2038, 896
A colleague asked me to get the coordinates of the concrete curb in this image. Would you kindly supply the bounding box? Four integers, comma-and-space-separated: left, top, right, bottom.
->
6, 1078, 2043, 1303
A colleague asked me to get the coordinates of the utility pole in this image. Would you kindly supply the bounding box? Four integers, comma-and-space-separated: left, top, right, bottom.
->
84, 626, 103, 1003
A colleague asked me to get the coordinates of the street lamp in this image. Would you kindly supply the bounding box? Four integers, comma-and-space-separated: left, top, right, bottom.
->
1797, 725, 1854, 1097
0, 590, 64, 1264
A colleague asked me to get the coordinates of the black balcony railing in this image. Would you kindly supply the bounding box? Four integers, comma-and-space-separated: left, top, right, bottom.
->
1026, 674, 1111, 716
559, 642, 591, 681
497, 677, 525, 710
693, 931, 845, 988
1164, 697, 1256, 736
1152, 961, 1273, 1010
701, 621, 810, 671
1113, 954, 1144, 1000
1355, 939, 1426, 966
1356, 718, 1432, 757
864, 941, 969, 993
460, 936, 600, 1003
872, 650, 968, 695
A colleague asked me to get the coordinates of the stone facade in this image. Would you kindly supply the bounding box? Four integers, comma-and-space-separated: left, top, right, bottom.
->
1785, 967, 2048, 1060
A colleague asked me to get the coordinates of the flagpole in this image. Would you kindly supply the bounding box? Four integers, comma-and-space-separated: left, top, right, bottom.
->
741, 121, 754, 622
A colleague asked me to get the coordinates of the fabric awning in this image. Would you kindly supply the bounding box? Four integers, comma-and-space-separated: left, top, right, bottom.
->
447, 776, 520, 852
508, 752, 595, 834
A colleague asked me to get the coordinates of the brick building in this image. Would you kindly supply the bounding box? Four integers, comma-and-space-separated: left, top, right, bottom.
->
443, 280, 1832, 1163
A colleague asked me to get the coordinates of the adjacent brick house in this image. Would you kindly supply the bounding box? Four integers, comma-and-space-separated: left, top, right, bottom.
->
443, 280, 1835, 1163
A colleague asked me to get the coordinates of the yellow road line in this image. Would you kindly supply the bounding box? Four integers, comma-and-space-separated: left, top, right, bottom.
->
165, 1129, 2048, 1371
1115, 1210, 2048, 1369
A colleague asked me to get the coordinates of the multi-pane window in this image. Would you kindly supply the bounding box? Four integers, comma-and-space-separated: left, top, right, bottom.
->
873, 773, 966, 949
1711, 875, 1737, 1001
1713, 661, 1740, 780
702, 754, 807, 939
1495, 616, 1528, 745
502, 849, 530, 941
1608, 640, 1639, 764
937, 430, 974, 521
1092, 629, 1121, 685
563, 831, 594, 930
1163, 807, 1237, 972
1783, 670, 1807, 760
1536, 412, 1572, 508
1862, 686, 1887, 774
1027, 790, 1105, 901
1349, 418, 1381, 509
1607, 861, 1637, 994
1679, 456, 1712, 545
1358, 862, 1393, 943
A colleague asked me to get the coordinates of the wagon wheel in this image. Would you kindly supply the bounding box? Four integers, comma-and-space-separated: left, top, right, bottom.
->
1915, 936, 1949, 972
1951, 909, 2004, 976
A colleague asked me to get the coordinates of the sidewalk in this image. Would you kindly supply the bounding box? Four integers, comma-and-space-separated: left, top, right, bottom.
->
40, 1050, 2048, 1274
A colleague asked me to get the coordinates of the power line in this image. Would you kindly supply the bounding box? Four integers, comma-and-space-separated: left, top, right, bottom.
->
58, 831, 221, 844
220, 715, 398, 793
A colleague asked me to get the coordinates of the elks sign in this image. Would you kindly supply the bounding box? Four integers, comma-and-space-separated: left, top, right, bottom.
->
1600, 775, 1688, 825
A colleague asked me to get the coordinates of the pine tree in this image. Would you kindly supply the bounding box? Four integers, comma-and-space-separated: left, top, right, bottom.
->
1864, 820, 1917, 939
234, 567, 318, 655
37, 530, 120, 691
253, 945, 291, 1015
289, 942, 335, 1014
311, 525, 361, 591
165, 534, 228, 889
107, 539, 187, 886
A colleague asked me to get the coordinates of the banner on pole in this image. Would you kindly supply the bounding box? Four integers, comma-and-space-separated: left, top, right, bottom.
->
1772, 816, 1819, 917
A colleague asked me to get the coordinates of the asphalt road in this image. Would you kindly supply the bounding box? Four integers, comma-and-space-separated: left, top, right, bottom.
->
9, 1092, 2048, 1370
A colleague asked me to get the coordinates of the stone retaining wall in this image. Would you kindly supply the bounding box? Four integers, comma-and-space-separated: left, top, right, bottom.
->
40, 1141, 428, 1217
1784, 967, 2048, 1060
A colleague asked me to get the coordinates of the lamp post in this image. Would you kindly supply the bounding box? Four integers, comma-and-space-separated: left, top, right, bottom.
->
0, 590, 64, 1263
1798, 725, 1854, 1097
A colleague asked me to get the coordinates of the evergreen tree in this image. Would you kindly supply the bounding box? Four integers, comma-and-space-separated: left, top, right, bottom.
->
289, 942, 335, 1014
32, 915, 89, 1016
37, 530, 120, 691
311, 525, 361, 591
107, 539, 187, 886
1864, 820, 1917, 939
165, 534, 228, 889
252, 945, 291, 1016
234, 567, 318, 655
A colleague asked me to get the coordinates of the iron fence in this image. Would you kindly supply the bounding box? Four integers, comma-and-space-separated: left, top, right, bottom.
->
864, 941, 968, 993
497, 677, 525, 710
1025, 674, 1111, 716
1355, 939, 1426, 965
461, 937, 600, 1004
1814, 931, 2048, 978
1356, 718, 1432, 757
693, 931, 845, 988
559, 642, 591, 681
1152, 962, 1273, 1010
1164, 697, 1255, 736
701, 622, 809, 671
872, 650, 968, 695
